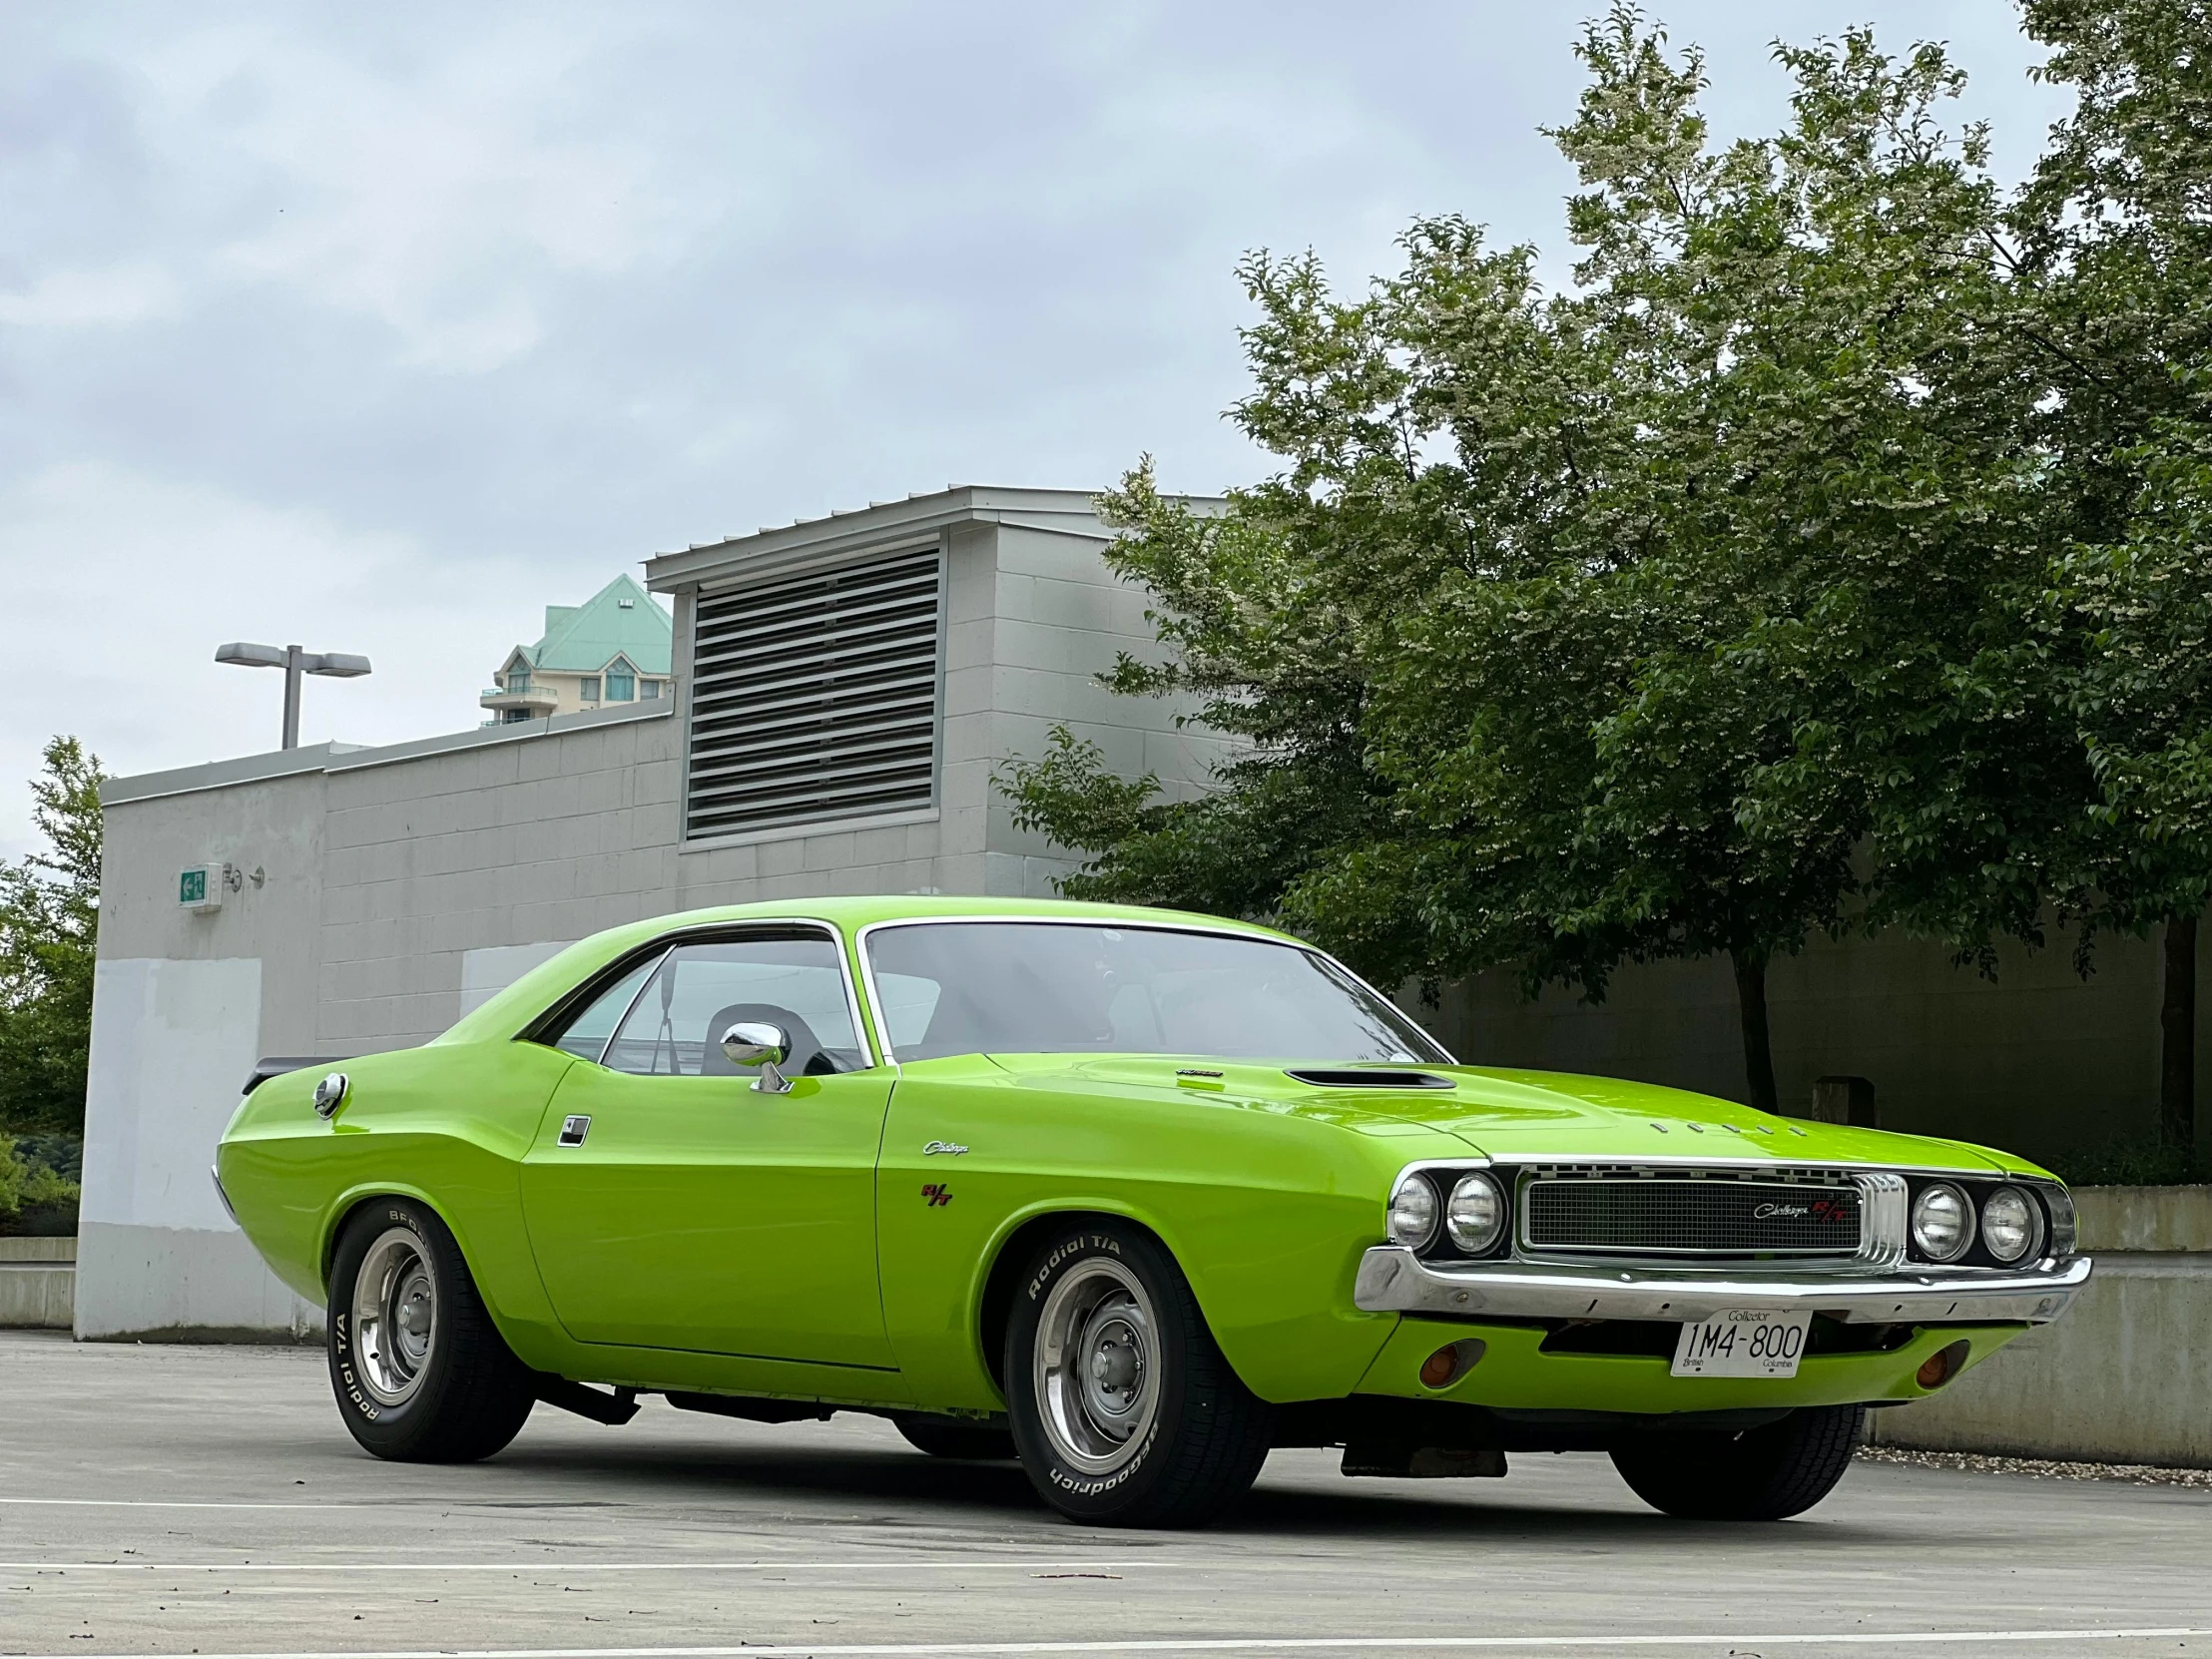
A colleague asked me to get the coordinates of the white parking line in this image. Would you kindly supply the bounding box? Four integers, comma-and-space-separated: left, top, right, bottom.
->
0, 1497, 365, 1511
0, 1561, 1194, 1575
9, 1630, 2212, 1658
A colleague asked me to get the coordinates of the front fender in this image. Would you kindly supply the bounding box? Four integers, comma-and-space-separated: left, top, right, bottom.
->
876, 1059, 1448, 1410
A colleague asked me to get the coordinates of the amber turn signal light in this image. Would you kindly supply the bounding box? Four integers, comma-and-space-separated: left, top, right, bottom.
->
1418, 1338, 1487, 1389
1916, 1339, 1971, 1389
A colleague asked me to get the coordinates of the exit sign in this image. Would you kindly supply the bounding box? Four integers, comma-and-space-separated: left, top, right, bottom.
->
179, 863, 224, 912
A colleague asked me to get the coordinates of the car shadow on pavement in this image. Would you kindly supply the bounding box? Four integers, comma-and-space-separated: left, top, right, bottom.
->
1218, 1478, 1906, 1546
488, 1437, 1048, 1512
477, 1436, 1912, 1548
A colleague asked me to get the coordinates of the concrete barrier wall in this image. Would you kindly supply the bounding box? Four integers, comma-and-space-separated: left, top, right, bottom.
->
0, 1237, 76, 1330
1874, 1186, 2212, 1468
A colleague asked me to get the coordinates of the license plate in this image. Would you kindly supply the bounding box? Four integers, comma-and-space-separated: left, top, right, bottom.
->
1671, 1310, 1809, 1378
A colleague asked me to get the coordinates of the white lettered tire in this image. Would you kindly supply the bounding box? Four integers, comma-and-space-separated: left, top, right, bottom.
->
1004, 1220, 1273, 1527
326, 1198, 536, 1462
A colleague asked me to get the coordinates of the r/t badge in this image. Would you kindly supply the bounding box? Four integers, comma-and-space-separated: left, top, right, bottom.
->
920, 1183, 953, 1208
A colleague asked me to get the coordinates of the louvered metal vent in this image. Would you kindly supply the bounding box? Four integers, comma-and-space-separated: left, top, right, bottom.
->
686, 549, 943, 839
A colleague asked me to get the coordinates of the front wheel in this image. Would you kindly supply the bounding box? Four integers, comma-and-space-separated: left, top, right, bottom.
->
1004, 1221, 1273, 1528
1610, 1404, 1865, 1520
326, 1198, 536, 1462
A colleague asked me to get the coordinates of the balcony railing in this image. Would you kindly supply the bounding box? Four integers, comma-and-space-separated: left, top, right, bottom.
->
480, 683, 560, 709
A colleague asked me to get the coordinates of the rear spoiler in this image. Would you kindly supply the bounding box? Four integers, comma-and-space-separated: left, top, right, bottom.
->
243, 1055, 351, 1096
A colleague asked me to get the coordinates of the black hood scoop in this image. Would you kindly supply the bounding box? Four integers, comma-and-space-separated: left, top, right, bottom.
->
1284, 1067, 1456, 1090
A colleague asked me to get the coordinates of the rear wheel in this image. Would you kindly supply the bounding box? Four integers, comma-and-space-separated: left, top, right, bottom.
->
326, 1198, 535, 1462
893, 1414, 1018, 1460
1004, 1221, 1273, 1527
1610, 1404, 1865, 1520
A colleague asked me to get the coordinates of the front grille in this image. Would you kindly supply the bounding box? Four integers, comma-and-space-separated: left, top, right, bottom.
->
1523, 1175, 1862, 1258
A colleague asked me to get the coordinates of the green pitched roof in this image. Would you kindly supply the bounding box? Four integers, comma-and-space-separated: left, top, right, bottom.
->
513, 574, 672, 676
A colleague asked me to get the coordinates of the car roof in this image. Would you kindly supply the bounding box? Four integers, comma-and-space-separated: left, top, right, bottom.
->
436, 895, 1303, 1048
623, 893, 1289, 936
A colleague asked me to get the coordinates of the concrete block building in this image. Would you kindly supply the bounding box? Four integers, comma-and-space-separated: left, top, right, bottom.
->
81, 487, 1228, 1340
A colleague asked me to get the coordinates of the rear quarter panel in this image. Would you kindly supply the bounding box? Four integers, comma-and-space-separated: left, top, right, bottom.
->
217, 1040, 576, 1368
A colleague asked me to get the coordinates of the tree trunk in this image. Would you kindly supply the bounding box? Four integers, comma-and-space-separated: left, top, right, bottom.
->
1731, 947, 1779, 1116
2160, 912, 2197, 1150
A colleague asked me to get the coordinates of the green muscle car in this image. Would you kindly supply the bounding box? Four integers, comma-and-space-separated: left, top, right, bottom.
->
215, 896, 2090, 1527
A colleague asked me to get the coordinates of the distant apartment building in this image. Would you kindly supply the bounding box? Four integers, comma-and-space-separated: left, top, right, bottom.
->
480, 574, 673, 725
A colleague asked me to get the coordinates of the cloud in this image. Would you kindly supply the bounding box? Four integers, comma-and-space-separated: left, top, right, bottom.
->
0, 460, 547, 857
112, 14, 712, 373
0, 0, 2070, 859
0, 263, 179, 328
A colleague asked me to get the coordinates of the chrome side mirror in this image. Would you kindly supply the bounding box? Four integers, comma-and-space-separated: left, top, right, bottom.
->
720, 1022, 794, 1094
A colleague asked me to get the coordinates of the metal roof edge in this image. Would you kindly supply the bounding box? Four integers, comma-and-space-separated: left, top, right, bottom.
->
101, 703, 672, 808
99, 745, 350, 807
327, 700, 671, 778
643, 485, 1110, 592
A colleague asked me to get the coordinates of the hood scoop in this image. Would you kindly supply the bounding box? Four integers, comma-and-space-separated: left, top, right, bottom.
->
1285, 1067, 1456, 1090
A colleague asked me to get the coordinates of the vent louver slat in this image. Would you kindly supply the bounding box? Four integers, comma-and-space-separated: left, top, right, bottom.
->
686, 549, 943, 839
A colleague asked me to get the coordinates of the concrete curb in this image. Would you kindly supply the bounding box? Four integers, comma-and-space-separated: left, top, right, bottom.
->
0, 1235, 76, 1330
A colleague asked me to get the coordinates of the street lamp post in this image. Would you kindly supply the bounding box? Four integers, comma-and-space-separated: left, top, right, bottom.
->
215, 642, 373, 750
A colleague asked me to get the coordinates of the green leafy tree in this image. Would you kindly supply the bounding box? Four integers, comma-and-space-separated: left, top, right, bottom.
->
1493, 22, 2041, 1110
2044, 423, 2212, 1149
0, 738, 104, 1137
1963, 0, 2212, 1148
1007, 12, 2033, 1113
0, 1132, 81, 1232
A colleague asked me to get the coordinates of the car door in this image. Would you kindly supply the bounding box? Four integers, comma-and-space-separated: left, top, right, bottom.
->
518, 926, 897, 1370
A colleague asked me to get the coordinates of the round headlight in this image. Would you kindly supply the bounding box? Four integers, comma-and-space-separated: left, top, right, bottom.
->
1445, 1172, 1506, 1255
1386, 1173, 1439, 1251
1980, 1186, 2040, 1264
1911, 1183, 1973, 1262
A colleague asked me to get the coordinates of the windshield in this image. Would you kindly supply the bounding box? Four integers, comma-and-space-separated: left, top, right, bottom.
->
863, 921, 1451, 1065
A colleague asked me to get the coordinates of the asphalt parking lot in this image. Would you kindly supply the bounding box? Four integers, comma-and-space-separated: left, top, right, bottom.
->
3, 1331, 2209, 1659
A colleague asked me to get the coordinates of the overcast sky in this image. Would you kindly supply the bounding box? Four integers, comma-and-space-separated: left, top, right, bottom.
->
0, 2, 2068, 858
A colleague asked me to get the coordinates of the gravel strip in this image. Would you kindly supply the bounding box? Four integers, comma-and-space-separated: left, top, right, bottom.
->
1859, 1443, 2212, 1487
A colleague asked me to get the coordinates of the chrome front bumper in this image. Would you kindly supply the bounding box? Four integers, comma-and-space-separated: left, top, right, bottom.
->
1354, 1246, 2093, 1326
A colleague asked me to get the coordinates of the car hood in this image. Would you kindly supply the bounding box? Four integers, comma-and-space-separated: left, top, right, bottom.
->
978, 1055, 2027, 1176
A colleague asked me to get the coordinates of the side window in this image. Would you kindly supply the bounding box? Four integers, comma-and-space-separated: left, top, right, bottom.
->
602, 936, 865, 1077
550, 957, 658, 1062
874, 972, 942, 1050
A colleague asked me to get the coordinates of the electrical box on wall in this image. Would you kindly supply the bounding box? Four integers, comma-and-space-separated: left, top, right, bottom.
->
178, 863, 225, 913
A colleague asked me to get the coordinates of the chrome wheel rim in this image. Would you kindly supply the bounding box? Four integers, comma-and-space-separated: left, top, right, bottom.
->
351, 1225, 437, 1407
1033, 1258, 1159, 1476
